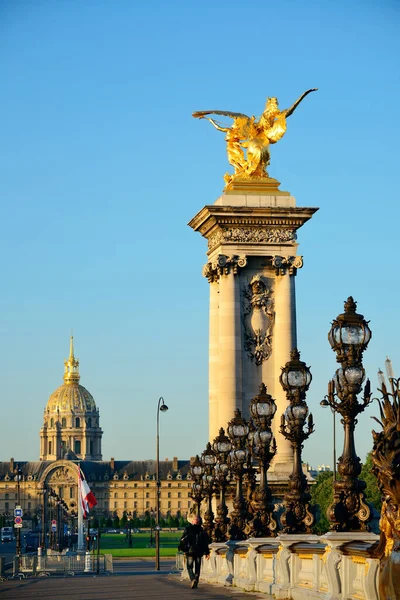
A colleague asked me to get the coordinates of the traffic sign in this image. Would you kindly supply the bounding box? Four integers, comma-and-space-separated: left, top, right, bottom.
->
51, 519, 57, 526
14, 523, 22, 529
14, 516, 22, 525
14, 507, 23, 518
51, 524, 57, 532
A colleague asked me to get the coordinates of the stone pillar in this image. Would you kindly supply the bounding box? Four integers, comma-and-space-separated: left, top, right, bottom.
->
271, 256, 302, 472
189, 184, 317, 481
209, 279, 219, 439
204, 255, 246, 441
217, 267, 241, 435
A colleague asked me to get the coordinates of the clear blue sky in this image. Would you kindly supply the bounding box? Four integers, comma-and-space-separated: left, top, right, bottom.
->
1, 0, 399, 468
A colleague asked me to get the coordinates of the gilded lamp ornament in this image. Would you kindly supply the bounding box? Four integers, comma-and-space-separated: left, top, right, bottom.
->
193, 89, 317, 189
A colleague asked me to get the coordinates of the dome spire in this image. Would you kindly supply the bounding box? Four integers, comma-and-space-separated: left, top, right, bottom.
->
64, 335, 80, 384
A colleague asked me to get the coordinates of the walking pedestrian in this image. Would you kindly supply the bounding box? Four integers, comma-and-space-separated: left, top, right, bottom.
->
179, 516, 210, 589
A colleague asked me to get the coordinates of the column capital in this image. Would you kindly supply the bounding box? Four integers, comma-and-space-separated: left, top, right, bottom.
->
272, 255, 303, 276
202, 254, 247, 282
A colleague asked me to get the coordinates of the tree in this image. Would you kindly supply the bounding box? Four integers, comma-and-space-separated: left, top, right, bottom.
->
360, 452, 382, 512
310, 471, 334, 535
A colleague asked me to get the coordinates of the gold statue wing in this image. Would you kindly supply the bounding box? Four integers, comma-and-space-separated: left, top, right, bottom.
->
192, 110, 249, 119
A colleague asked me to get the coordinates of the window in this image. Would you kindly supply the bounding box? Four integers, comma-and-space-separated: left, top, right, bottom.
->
75, 417, 80, 428
87, 418, 92, 428
145, 492, 149, 499
178, 501, 181, 509
167, 492, 171, 498
62, 417, 67, 428
50, 418, 54, 428
134, 501, 137, 508
146, 483, 149, 488
114, 502, 117, 508
134, 492, 137, 499
70, 487, 73, 499
168, 501, 171, 508
4, 494, 8, 500
48, 441, 52, 455
146, 501, 149, 508
178, 483, 181, 488
124, 502, 127, 509
134, 483, 137, 488
124, 484, 128, 488
124, 493, 127, 499
28, 502, 31, 510
178, 492, 181, 498
74, 440, 81, 454
114, 493, 118, 499
167, 483, 171, 488
90, 441, 94, 454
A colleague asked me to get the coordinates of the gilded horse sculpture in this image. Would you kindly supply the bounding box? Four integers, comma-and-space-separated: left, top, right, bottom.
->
193, 89, 317, 188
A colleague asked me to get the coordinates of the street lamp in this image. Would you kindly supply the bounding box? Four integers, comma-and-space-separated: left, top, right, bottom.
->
248, 383, 278, 537
326, 297, 372, 531
320, 398, 337, 481
189, 455, 205, 517
227, 409, 250, 540
155, 396, 168, 571
212, 428, 231, 542
201, 443, 217, 540
15, 465, 23, 558
279, 348, 315, 534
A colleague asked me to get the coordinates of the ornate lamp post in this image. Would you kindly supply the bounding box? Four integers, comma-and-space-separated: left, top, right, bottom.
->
227, 409, 250, 540
320, 399, 337, 481
190, 455, 205, 517
15, 465, 23, 558
155, 396, 168, 571
39, 484, 47, 549
212, 428, 231, 542
248, 383, 278, 537
279, 348, 315, 533
325, 297, 372, 531
201, 443, 217, 540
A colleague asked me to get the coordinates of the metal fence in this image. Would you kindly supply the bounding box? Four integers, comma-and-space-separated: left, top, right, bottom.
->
14, 552, 113, 577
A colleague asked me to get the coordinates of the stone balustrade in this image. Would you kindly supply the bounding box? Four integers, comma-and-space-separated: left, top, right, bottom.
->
183, 532, 380, 600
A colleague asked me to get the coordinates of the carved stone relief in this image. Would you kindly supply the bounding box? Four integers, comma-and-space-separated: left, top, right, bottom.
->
49, 466, 76, 485
242, 275, 274, 365
202, 254, 247, 282
208, 228, 296, 252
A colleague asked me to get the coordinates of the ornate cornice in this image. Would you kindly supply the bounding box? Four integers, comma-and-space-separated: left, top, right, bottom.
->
208, 227, 296, 253
188, 205, 318, 256
272, 255, 303, 276
202, 254, 247, 282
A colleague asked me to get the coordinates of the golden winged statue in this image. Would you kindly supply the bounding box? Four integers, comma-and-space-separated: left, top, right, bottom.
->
193, 89, 317, 188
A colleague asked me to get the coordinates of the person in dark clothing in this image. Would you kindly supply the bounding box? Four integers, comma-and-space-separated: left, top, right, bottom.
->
179, 516, 210, 588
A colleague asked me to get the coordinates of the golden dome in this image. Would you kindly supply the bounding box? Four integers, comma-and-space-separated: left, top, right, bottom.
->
45, 336, 97, 414
46, 382, 97, 413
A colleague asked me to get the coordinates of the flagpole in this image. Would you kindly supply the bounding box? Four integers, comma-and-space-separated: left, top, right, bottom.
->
77, 468, 84, 551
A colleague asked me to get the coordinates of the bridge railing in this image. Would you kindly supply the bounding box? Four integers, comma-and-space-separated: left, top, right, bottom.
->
198, 532, 380, 600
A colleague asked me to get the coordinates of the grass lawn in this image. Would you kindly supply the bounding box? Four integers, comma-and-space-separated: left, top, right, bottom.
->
99, 531, 182, 557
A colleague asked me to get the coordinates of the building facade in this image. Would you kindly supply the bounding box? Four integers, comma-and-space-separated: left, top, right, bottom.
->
0, 340, 191, 530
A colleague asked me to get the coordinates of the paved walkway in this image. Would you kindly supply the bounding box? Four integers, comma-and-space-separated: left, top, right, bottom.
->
0, 573, 272, 599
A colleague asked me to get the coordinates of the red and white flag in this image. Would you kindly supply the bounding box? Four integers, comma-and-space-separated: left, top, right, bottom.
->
78, 468, 97, 518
